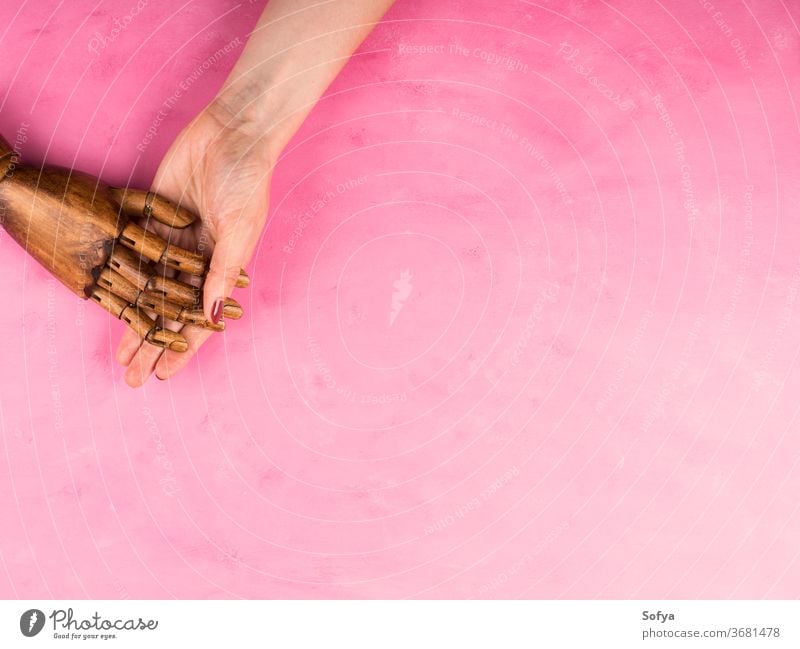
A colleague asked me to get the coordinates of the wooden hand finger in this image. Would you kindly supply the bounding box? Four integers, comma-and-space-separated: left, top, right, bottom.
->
88, 285, 188, 352
108, 246, 200, 306
117, 222, 250, 287
236, 269, 250, 288
110, 188, 196, 229
118, 221, 206, 275
137, 293, 226, 330
97, 267, 227, 332
106, 246, 243, 316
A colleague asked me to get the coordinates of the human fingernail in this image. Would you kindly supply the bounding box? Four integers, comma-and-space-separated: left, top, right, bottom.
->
211, 299, 224, 324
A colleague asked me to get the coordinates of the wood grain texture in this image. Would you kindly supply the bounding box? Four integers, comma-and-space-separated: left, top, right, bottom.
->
0, 132, 244, 352
0, 162, 128, 298
109, 188, 196, 229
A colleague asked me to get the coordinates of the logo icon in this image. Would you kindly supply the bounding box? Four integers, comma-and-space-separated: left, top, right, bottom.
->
390, 269, 413, 326
20, 609, 45, 637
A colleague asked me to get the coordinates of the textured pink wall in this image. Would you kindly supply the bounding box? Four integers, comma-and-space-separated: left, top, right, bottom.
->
1, 0, 799, 599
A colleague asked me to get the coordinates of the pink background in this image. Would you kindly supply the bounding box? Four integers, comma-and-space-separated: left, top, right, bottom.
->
1, 0, 799, 599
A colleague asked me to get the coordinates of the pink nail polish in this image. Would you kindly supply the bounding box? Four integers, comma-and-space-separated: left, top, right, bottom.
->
211, 299, 224, 324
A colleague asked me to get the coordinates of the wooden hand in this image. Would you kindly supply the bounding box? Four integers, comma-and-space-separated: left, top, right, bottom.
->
0, 133, 246, 352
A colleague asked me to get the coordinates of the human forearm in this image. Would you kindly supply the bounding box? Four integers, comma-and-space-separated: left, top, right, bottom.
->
210, 0, 395, 156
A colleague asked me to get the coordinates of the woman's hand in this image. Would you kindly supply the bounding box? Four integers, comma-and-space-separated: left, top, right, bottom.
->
116, 0, 396, 386
116, 102, 274, 386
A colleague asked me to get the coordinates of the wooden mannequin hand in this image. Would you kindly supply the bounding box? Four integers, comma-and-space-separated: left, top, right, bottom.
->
0, 133, 247, 353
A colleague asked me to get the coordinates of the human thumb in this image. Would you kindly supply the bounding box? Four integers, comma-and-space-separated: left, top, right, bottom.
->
204, 221, 252, 324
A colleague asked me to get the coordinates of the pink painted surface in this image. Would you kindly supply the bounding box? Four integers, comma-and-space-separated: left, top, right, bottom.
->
1, 0, 799, 599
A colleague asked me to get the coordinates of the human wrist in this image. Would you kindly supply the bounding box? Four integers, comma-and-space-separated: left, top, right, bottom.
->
208, 61, 304, 162
206, 0, 395, 161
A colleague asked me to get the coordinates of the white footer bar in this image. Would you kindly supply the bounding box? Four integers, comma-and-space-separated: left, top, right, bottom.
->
1, 600, 796, 648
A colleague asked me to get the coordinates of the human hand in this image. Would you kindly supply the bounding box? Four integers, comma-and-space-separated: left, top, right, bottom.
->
116, 103, 274, 386
117, 0, 396, 386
